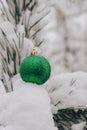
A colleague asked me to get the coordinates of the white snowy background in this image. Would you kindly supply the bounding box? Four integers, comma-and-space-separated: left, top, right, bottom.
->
0, 0, 87, 130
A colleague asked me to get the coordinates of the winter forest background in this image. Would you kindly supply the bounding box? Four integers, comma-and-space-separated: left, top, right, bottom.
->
0, 0, 87, 130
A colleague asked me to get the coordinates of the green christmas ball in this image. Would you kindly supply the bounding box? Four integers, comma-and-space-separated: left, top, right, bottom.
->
19, 55, 51, 85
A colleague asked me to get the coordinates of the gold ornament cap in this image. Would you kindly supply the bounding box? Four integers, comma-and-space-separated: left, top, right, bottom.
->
31, 48, 37, 55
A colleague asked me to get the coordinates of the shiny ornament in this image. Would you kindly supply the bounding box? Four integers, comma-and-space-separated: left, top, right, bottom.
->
19, 54, 51, 85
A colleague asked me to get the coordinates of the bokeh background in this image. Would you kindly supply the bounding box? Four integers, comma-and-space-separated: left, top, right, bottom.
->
34, 0, 87, 75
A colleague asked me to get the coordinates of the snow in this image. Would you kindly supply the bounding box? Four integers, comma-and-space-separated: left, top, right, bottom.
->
45, 72, 87, 113
71, 122, 86, 130
0, 80, 5, 94
0, 76, 57, 130
1, 71, 87, 129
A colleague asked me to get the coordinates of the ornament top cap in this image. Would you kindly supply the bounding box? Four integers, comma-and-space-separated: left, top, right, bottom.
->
31, 48, 37, 55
